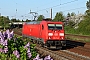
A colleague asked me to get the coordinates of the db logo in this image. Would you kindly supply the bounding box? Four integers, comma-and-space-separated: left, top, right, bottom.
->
54, 33, 58, 36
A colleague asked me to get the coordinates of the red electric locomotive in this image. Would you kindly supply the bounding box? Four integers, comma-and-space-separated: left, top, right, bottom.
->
22, 19, 66, 49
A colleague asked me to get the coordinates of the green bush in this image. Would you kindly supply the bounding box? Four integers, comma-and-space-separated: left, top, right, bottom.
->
77, 18, 90, 35
64, 26, 76, 34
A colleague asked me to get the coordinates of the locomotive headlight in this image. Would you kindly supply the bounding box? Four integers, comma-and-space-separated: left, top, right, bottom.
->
61, 37, 63, 39
48, 33, 53, 36
59, 33, 64, 36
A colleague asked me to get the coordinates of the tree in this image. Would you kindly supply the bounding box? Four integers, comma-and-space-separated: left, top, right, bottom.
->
11, 18, 21, 22
53, 12, 64, 21
85, 10, 90, 17
71, 12, 76, 16
26, 19, 31, 22
67, 12, 70, 17
85, 0, 90, 18
6, 16, 10, 21
0, 16, 10, 29
22, 20, 24, 22
37, 15, 45, 21
11, 18, 17, 22
17, 19, 21, 22
86, 0, 90, 10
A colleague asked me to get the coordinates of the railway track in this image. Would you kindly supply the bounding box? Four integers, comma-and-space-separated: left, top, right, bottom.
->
36, 45, 90, 60
65, 34, 90, 38
65, 34, 90, 43
13, 28, 90, 60
68, 46, 90, 58
76, 46, 90, 52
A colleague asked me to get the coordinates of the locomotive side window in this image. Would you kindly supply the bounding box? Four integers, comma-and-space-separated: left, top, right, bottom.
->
56, 24, 62, 30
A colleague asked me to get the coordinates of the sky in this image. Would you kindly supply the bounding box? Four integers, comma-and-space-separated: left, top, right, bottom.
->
0, 0, 89, 20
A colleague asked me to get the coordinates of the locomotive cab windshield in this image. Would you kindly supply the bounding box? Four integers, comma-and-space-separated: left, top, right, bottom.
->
48, 24, 63, 30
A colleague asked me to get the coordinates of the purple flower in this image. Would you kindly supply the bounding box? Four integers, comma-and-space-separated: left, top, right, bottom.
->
13, 50, 19, 55
4, 47, 8, 53
44, 55, 53, 60
6, 29, 11, 40
27, 48, 32, 58
27, 48, 30, 53
3, 31, 8, 39
3, 31, 5, 36
0, 36, 2, 44
0, 48, 3, 52
33, 54, 40, 60
0, 31, 3, 36
13, 50, 20, 58
16, 54, 20, 58
6, 29, 10, 34
3, 40, 8, 46
24, 42, 30, 48
10, 31, 14, 38
0, 36, 5, 45
27, 52, 32, 58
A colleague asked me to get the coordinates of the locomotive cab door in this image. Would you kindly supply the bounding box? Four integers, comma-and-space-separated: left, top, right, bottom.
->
40, 24, 44, 38
39, 24, 44, 40
39, 24, 46, 43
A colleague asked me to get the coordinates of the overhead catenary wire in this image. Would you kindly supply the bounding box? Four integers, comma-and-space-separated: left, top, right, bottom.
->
40, 6, 86, 18
62, 7, 86, 12
36, 0, 78, 12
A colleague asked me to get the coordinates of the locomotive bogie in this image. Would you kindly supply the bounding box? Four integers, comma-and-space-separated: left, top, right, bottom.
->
45, 40, 66, 49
